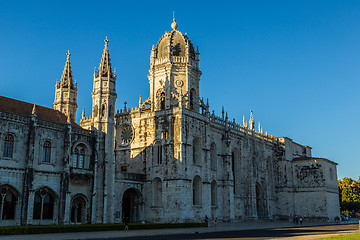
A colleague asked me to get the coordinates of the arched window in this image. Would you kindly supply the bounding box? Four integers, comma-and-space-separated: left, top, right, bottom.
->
192, 138, 201, 165
211, 180, 217, 207
156, 89, 165, 111
33, 188, 55, 220
152, 178, 162, 207
101, 105, 106, 117
193, 176, 202, 206
73, 144, 86, 169
42, 141, 51, 163
0, 186, 18, 220
210, 143, 217, 170
3, 134, 14, 158
160, 92, 165, 110
93, 105, 98, 117
153, 141, 162, 165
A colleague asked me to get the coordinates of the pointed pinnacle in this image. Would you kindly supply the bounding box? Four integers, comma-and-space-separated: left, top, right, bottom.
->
32, 104, 37, 116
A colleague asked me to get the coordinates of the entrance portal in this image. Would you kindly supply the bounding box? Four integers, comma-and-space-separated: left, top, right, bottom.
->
70, 195, 87, 224
122, 188, 141, 223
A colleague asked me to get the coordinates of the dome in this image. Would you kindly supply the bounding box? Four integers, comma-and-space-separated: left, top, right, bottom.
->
155, 19, 196, 60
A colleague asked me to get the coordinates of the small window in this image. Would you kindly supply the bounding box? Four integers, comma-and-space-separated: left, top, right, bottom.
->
193, 176, 202, 206
101, 105, 106, 117
211, 180, 217, 207
42, 141, 51, 163
3, 134, 14, 158
154, 141, 162, 165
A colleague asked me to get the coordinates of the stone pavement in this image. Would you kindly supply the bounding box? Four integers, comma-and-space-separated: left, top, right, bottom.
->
0, 220, 358, 240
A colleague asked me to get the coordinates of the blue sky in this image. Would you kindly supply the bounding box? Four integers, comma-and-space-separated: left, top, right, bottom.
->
1, 1, 359, 180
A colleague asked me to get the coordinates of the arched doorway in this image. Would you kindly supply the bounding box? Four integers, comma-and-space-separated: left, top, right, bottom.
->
70, 195, 87, 224
122, 188, 141, 223
256, 182, 266, 219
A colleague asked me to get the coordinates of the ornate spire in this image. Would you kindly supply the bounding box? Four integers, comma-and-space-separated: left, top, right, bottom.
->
82, 107, 85, 119
98, 37, 114, 78
60, 50, 74, 89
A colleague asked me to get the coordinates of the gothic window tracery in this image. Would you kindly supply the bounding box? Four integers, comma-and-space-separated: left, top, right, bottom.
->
42, 140, 51, 163
33, 188, 55, 220
73, 144, 86, 169
3, 134, 14, 158
0, 185, 18, 220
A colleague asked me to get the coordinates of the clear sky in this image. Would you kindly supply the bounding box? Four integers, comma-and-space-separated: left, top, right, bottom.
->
1, 0, 359, 180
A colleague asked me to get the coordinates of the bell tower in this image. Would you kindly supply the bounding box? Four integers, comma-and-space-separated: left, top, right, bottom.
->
91, 37, 117, 131
148, 18, 201, 112
53, 50, 78, 122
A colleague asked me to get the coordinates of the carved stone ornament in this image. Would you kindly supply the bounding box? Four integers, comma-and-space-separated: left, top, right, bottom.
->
175, 79, 183, 87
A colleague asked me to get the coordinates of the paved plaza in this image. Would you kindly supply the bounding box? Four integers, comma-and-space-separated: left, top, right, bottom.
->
0, 219, 358, 240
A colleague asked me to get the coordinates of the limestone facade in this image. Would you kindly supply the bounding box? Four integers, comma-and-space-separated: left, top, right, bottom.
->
0, 19, 339, 226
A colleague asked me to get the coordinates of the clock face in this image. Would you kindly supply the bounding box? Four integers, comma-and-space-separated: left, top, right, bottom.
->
118, 124, 134, 146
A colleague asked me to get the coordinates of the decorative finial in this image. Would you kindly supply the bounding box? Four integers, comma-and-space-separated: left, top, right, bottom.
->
66, 50, 71, 61
171, 17, 178, 30
258, 122, 261, 133
139, 94, 142, 107
105, 36, 109, 47
249, 110, 255, 131
32, 104, 37, 116
82, 107, 85, 119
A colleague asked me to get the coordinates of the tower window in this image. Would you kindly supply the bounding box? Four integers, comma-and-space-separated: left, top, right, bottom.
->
3, 134, 14, 158
154, 141, 162, 165
101, 105, 106, 117
189, 88, 196, 111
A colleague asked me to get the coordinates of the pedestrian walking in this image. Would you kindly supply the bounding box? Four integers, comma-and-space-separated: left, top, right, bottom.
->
123, 213, 129, 231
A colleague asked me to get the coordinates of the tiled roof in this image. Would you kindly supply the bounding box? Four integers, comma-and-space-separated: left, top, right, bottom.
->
0, 95, 81, 128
